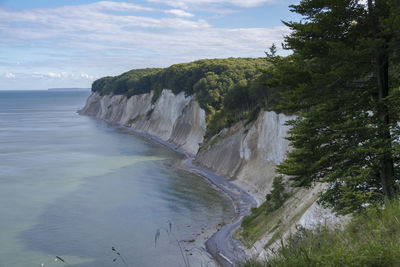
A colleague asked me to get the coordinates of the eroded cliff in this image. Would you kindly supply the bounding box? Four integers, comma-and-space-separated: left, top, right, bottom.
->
80, 89, 341, 262
80, 90, 206, 156
195, 111, 296, 204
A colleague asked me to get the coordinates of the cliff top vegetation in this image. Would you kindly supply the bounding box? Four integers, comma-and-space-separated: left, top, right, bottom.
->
91, 57, 280, 139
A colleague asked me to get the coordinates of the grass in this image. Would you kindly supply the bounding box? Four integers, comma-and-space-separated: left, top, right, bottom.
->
239, 202, 279, 244
238, 186, 315, 248
243, 198, 400, 267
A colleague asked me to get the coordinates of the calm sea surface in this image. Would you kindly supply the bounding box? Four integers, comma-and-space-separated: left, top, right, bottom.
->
0, 90, 234, 267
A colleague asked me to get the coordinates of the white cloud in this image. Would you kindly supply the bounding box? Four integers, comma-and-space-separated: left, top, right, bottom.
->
92, 1, 156, 12
30, 72, 94, 80
48, 72, 61, 78
0, 3, 285, 51
165, 9, 194, 18
80, 73, 94, 79
0, 1, 291, 89
0, 2, 207, 32
5, 72, 15, 78
147, 0, 275, 9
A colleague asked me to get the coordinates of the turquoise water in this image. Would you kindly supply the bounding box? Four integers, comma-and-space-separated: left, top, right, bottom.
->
0, 91, 234, 267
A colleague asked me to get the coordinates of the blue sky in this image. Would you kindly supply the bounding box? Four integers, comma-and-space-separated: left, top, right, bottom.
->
0, 0, 300, 90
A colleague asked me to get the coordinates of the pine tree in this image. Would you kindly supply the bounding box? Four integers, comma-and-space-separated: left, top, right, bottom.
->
272, 0, 400, 213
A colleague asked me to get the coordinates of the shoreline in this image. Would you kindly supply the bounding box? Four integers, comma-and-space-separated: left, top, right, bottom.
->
81, 113, 257, 266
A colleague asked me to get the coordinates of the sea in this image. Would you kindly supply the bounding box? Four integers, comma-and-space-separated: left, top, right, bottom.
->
0, 90, 234, 267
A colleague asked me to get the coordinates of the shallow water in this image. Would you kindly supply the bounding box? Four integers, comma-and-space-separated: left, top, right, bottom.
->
0, 90, 234, 267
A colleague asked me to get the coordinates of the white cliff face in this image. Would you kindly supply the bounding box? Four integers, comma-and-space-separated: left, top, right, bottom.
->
120, 92, 153, 125
80, 92, 132, 121
257, 112, 294, 164
168, 100, 206, 155
298, 202, 349, 229
195, 111, 296, 204
80, 90, 205, 155
236, 111, 295, 204
135, 90, 191, 141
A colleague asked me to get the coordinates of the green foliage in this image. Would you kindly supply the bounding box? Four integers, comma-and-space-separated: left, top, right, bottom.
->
92, 68, 161, 96
244, 199, 400, 267
91, 57, 279, 140
245, 105, 261, 126
265, 176, 289, 213
241, 176, 290, 242
270, 0, 400, 214
240, 200, 274, 243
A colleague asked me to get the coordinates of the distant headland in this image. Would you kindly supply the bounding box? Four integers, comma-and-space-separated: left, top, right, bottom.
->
48, 88, 90, 91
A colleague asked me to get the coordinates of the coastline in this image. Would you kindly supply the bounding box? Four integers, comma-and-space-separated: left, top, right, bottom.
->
80, 113, 257, 266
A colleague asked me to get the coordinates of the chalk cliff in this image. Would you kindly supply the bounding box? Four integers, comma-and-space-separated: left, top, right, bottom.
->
80, 90, 206, 156
80, 89, 341, 262
195, 111, 296, 205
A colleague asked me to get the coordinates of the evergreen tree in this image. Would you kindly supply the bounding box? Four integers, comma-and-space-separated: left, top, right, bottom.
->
272, 0, 400, 213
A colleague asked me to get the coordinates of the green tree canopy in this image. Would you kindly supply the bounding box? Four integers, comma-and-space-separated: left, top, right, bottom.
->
271, 0, 400, 214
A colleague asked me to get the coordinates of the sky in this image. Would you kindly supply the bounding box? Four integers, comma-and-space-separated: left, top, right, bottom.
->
0, 0, 300, 90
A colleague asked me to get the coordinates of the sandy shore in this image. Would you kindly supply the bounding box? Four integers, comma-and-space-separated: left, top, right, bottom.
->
84, 115, 257, 266
183, 158, 257, 265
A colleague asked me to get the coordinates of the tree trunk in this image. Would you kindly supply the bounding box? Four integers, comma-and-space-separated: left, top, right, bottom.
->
373, 0, 395, 199
376, 51, 395, 198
